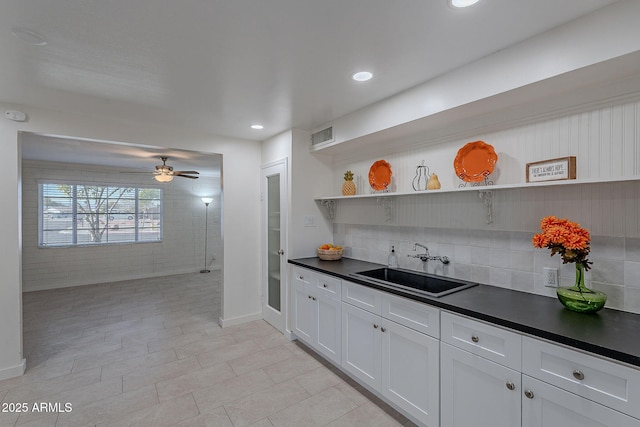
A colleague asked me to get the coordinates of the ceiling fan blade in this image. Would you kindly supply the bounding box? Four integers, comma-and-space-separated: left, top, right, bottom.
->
175, 174, 199, 179
173, 171, 199, 175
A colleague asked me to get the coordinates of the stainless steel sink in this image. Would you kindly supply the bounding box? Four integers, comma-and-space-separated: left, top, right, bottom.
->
350, 267, 477, 297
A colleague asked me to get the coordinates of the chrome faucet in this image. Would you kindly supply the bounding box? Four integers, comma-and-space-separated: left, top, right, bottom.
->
408, 243, 450, 264
411, 243, 430, 261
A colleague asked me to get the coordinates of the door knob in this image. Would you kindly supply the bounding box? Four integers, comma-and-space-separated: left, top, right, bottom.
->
471, 335, 479, 343
524, 390, 534, 399
278, 249, 284, 255
506, 382, 515, 391
373, 324, 379, 329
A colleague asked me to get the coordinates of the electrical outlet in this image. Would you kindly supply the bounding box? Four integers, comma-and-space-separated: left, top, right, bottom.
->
544, 267, 558, 287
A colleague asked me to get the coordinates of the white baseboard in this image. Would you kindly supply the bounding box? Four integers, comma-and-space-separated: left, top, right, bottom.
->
23, 267, 222, 292
0, 358, 26, 381
218, 312, 263, 328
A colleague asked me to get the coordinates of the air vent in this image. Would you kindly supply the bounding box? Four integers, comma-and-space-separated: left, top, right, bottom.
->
311, 126, 334, 146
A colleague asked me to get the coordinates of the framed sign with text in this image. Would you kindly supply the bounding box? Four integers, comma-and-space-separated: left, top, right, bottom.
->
526, 156, 576, 183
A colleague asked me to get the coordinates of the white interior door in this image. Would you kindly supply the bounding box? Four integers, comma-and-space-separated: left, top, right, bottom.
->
261, 160, 287, 332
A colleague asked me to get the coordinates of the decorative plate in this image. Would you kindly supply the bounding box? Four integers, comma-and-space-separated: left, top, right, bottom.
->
368, 160, 392, 191
453, 141, 498, 182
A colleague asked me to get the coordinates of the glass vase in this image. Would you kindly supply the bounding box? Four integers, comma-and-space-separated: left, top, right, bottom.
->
556, 263, 607, 313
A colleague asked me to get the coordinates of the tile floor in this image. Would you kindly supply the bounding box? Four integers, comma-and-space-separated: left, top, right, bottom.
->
1, 272, 414, 426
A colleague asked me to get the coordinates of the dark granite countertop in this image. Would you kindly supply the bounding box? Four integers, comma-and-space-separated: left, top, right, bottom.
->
289, 257, 640, 368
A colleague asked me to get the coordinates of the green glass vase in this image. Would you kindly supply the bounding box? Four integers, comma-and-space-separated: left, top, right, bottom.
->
556, 263, 607, 313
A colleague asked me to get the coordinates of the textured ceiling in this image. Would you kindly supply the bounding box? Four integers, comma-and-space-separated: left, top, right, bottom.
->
1, 0, 618, 145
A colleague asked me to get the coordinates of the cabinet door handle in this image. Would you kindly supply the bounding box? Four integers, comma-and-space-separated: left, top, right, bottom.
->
299, 276, 304, 280
506, 382, 515, 391
308, 295, 312, 299
380, 327, 386, 332
312, 297, 316, 301
524, 390, 534, 399
471, 335, 480, 343
323, 283, 328, 288
373, 324, 379, 329
573, 370, 585, 381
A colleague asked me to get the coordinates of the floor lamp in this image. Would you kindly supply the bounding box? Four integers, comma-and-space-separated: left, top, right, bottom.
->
200, 197, 213, 273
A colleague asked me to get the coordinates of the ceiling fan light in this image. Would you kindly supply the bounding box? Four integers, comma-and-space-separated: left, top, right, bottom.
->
450, 0, 480, 8
154, 174, 174, 183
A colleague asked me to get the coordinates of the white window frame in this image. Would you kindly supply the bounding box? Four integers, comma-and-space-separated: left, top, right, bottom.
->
38, 180, 163, 248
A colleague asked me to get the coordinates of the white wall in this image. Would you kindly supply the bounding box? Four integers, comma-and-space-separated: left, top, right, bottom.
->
290, 128, 333, 258
0, 122, 24, 380
21, 159, 222, 291
261, 128, 334, 257
0, 102, 262, 379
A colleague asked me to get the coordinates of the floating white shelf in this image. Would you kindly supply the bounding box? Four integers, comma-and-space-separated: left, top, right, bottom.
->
314, 175, 640, 201
315, 176, 640, 224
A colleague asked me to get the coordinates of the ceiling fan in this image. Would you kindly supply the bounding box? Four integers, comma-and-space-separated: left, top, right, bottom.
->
127, 156, 200, 182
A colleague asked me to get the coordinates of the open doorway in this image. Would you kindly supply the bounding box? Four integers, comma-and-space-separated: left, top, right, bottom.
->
20, 132, 223, 368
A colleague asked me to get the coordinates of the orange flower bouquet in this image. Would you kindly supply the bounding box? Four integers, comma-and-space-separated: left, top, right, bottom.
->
532, 216, 592, 270
532, 216, 605, 313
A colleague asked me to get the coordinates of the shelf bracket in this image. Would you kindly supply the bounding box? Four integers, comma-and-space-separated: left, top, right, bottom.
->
320, 199, 336, 220
377, 196, 395, 222
478, 190, 494, 225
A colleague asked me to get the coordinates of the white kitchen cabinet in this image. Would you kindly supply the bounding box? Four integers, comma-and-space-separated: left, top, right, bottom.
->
381, 316, 439, 425
341, 281, 440, 426
522, 336, 640, 420
440, 312, 522, 427
440, 311, 521, 370
342, 302, 382, 389
292, 279, 314, 343
315, 292, 341, 364
440, 342, 521, 427
522, 336, 640, 425
291, 267, 341, 365
522, 375, 639, 427
441, 312, 640, 426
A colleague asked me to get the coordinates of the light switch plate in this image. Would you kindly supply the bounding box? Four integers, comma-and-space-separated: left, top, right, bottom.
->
304, 215, 316, 227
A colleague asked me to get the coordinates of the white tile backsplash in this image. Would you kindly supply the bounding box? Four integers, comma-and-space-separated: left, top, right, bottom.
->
626, 238, 640, 262
336, 223, 640, 314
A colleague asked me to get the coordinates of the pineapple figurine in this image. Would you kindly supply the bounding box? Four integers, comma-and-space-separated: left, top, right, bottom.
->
342, 170, 356, 196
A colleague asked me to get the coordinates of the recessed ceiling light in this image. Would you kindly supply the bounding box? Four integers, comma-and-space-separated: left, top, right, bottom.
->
251, 124, 264, 130
352, 71, 373, 82
450, 0, 480, 8
11, 28, 47, 45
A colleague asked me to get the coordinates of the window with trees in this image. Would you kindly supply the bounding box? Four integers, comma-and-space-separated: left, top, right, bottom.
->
39, 182, 163, 247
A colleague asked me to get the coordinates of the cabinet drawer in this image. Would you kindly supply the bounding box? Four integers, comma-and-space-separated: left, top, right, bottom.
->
441, 311, 521, 370
316, 273, 341, 299
342, 281, 382, 315
292, 267, 316, 286
523, 336, 640, 419
381, 293, 440, 338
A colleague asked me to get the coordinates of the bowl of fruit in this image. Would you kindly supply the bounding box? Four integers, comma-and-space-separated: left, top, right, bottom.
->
317, 244, 344, 261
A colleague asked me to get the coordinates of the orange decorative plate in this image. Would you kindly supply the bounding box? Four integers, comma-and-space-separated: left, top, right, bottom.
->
368, 160, 392, 191
453, 141, 498, 182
